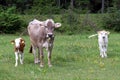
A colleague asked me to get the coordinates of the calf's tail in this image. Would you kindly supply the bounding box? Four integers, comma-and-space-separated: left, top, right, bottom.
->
29, 45, 32, 53
88, 34, 98, 38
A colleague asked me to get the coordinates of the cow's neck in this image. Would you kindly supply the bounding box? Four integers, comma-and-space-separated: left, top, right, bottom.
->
46, 37, 54, 43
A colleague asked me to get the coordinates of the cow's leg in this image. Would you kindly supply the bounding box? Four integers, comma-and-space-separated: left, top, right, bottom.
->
103, 51, 107, 58
104, 45, 107, 58
99, 45, 104, 58
39, 47, 44, 67
99, 44, 102, 57
100, 50, 104, 58
38, 48, 40, 63
32, 46, 38, 64
19, 53, 24, 64
101, 49, 105, 58
48, 48, 52, 67
15, 52, 18, 67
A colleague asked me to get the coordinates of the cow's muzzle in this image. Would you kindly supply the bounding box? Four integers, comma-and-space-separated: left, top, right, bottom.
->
102, 36, 105, 39
47, 33, 54, 38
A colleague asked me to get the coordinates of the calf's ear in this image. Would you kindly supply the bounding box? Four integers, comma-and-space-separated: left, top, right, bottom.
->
55, 23, 61, 28
107, 31, 110, 35
11, 40, 15, 44
97, 31, 100, 34
22, 40, 25, 44
21, 39, 25, 44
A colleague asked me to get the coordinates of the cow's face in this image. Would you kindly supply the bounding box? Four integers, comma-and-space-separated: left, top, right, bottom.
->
98, 30, 110, 39
11, 38, 25, 49
45, 19, 61, 39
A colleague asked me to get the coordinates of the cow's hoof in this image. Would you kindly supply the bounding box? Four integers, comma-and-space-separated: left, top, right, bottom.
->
38, 60, 40, 63
34, 59, 40, 64
40, 64, 44, 67
104, 55, 107, 58
15, 64, 17, 67
20, 62, 23, 64
48, 64, 52, 67
34, 61, 38, 64
100, 55, 104, 58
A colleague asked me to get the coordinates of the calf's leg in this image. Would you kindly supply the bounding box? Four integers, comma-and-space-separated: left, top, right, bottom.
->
103, 46, 107, 58
15, 52, 18, 67
99, 44, 104, 58
19, 53, 24, 64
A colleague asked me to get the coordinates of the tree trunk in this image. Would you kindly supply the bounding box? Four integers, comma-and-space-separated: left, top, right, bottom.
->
57, 0, 60, 7
101, 0, 104, 13
70, 0, 74, 9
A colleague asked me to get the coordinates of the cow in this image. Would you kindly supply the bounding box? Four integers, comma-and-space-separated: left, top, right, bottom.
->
11, 37, 25, 67
97, 30, 110, 58
88, 30, 110, 58
28, 19, 61, 67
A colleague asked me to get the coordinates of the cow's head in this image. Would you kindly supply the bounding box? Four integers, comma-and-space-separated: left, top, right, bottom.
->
44, 19, 61, 39
97, 30, 110, 39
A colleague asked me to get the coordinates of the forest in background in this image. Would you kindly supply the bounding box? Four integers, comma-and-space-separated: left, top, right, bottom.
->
0, 0, 120, 14
0, 0, 120, 34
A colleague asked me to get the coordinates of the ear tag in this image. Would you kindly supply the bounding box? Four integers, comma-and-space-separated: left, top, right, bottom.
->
48, 38, 51, 40
22, 41, 25, 43
11, 42, 14, 44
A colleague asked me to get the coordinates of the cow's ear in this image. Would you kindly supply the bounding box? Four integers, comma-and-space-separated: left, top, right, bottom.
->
21, 40, 25, 44
11, 40, 15, 44
55, 23, 61, 28
21, 39, 25, 44
107, 31, 110, 35
39, 22, 45, 27
97, 31, 100, 34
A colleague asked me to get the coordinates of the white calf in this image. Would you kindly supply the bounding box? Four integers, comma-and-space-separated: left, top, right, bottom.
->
89, 30, 110, 58
98, 30, 110, 58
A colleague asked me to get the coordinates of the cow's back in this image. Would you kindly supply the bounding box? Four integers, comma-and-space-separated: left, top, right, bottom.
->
28, 21, 46, 46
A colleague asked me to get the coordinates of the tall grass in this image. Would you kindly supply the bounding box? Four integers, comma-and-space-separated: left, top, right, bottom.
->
0, 33, 120, 80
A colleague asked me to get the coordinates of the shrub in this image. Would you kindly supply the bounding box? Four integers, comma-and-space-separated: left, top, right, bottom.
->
58, 9, 81, 35
102, 10, 120, 32
0, 7, 26, 34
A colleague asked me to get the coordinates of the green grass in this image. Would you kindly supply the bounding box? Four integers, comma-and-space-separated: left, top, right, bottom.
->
0, 33, 120, 80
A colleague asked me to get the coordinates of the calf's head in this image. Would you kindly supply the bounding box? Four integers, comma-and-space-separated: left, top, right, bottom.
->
11, 38, 25, 52
98, 30, 110, 39
44, 19, 61, 39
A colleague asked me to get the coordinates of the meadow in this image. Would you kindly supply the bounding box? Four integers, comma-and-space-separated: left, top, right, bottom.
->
0, 33, 120, 80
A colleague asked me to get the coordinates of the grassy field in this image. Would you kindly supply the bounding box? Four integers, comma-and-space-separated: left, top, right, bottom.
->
0, 33, 120, 80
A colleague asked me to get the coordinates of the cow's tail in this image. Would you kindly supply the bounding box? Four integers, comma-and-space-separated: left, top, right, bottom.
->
88, 34, 98, 38
29, 45, 32, 53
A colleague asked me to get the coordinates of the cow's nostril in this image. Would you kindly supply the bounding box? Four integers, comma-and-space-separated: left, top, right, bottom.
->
103, 36, 105, 39
48, 33, 53, 37
48, 34, 53, 37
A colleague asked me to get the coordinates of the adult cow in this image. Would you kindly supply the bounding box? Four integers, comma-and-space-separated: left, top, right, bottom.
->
28, 19, 61, 67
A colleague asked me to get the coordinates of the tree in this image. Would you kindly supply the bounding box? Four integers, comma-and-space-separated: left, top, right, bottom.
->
101, 0, 105, 13
70, 0, 74, 9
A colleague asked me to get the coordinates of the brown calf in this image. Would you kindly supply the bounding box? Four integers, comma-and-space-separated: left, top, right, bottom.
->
11, 37, 25, 67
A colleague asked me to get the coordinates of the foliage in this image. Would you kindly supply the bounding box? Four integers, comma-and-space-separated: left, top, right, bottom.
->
0, 7, 26, 34
59, 9, 81, 35
0, 0, 119, 14
102, 9, 120, 32
21, 13, 103, 35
